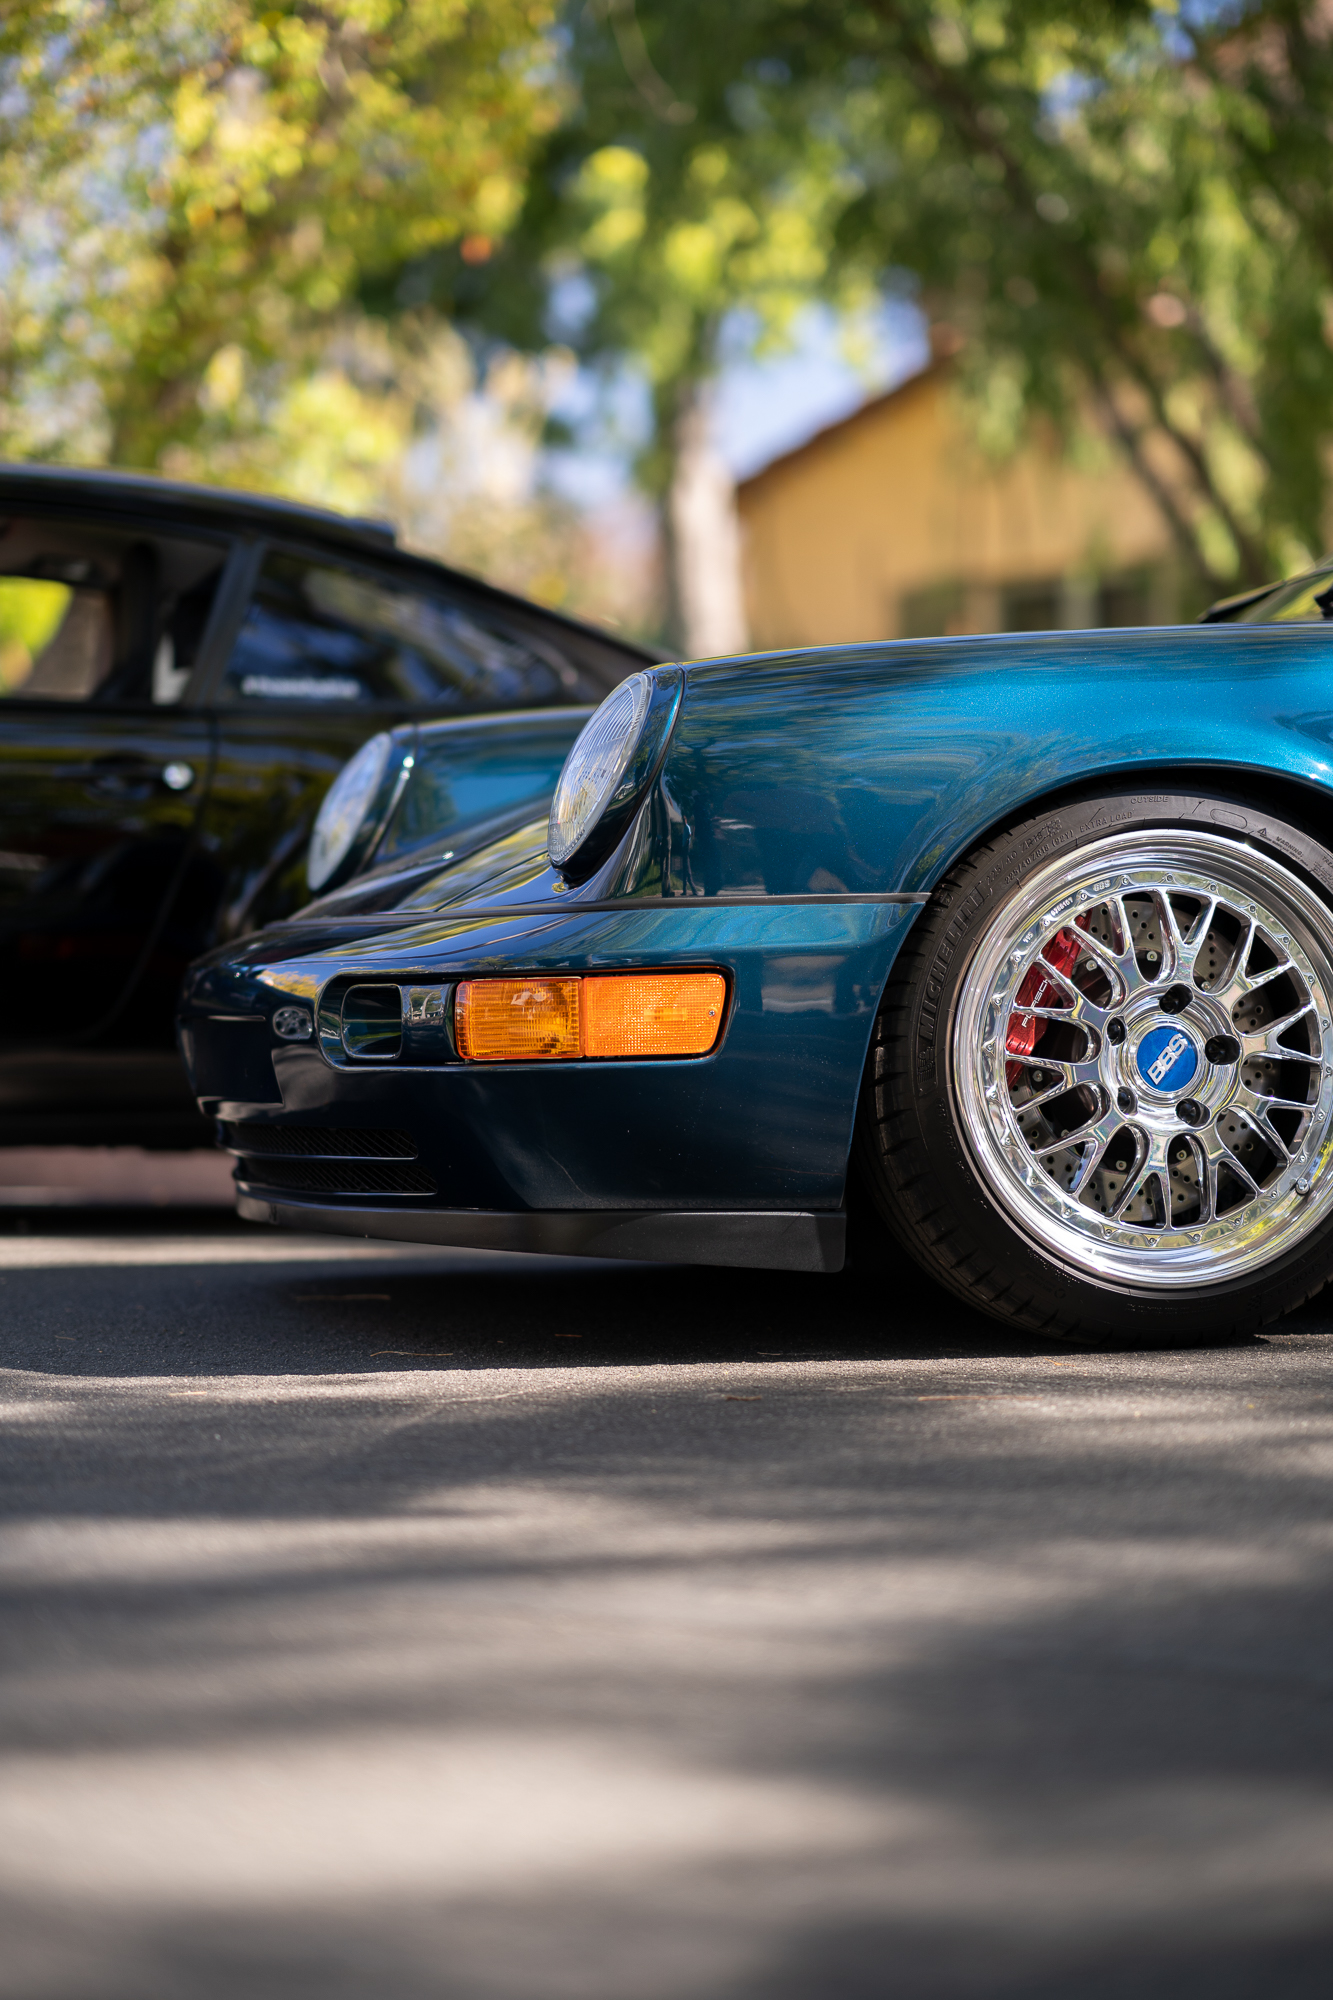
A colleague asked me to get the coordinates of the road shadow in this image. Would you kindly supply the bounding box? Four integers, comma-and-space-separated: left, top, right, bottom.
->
2, 1256, 1332, 1997
4, 1213, 1333, 1997
0, 1202, 1294, 1382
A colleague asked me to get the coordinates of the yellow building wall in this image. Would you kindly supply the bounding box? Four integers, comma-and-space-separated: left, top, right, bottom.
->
737, 367, 1177, 650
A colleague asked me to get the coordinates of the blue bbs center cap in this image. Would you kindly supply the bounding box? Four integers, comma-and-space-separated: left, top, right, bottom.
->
1136, 1023, 1199, 1094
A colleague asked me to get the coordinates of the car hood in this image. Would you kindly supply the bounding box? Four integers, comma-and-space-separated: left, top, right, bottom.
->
296, 813, 556, 921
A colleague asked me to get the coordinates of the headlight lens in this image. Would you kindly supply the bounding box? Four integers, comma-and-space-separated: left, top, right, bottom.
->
308, 731, 393, 891
548, 673, 652, 870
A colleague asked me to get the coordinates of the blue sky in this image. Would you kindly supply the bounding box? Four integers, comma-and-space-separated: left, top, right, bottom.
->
714, 300, 928, 481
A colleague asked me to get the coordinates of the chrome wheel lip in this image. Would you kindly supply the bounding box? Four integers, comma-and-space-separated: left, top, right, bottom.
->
950, 830, 1333, 1291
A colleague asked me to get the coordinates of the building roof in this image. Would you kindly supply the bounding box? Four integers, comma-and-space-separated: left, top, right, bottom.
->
736, 363, 946, 499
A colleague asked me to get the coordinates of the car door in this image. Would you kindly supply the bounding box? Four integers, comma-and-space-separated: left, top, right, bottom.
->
0, 514, 232, 1054
198, 540, 618, 937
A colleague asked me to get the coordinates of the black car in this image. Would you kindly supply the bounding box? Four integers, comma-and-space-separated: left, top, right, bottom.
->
0, 466, 651, 1148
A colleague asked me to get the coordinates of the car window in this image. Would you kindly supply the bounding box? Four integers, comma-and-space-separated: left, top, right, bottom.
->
0, 521, 226, 703
152, 567, 225, 703
222, 549, 580, 709
0, 578, 113, 699
1232, 568, 1333, 623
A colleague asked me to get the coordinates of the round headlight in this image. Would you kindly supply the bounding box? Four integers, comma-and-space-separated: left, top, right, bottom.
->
308, 731, 393, 891
548, 673, 653, 870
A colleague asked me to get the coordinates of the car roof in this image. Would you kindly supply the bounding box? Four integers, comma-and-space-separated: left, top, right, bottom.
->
0, 462, 662, 669
0, 461, 400, 552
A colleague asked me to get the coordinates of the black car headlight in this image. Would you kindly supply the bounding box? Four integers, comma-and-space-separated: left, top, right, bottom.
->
547, 668, 683, 880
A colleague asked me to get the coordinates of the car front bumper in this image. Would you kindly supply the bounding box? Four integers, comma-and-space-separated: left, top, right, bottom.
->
180, 896, 924, 1271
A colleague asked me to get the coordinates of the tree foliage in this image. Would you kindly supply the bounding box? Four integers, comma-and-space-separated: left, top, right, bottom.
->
0, 0, 561, 464
430, 0, 1333, 612
8, 1, 1333, 633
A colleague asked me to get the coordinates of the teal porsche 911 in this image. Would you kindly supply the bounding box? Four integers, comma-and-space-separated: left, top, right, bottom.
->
180, 553, 1333, 1347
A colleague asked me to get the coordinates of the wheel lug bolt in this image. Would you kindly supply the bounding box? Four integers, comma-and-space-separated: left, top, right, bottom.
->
1160, 984, 1194, 1015
1204, 1033, 1241, 1065
1107, 1018, 1126, 1045
1176, 1098, 1208, 1127
1117, 1086, 1136, 1113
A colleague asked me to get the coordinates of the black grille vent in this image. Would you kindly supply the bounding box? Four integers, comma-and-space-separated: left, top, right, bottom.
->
224, 1123, 417, 1160
237, 1157, 436, 1196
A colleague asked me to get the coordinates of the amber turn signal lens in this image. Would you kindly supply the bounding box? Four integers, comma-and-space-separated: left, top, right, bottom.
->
583, 972, 725, 1058
455, 978, 580, 1061
455, 971, 726, 1061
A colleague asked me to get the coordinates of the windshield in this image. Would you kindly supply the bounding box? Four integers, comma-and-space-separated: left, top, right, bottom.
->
1231, 566, 1333, 624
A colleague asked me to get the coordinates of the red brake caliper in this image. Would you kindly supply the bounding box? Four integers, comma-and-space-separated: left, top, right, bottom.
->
1005, 923, 1084, 1088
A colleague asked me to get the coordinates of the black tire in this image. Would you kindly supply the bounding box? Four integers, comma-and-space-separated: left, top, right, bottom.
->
854, 788, 1333, 1347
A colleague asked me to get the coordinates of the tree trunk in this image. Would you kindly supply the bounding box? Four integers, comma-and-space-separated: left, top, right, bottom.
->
666, 380, 748, 660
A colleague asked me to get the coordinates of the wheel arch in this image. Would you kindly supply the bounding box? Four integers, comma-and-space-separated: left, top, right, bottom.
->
913, 759, 1333, 902
845, 756, 1333, 1195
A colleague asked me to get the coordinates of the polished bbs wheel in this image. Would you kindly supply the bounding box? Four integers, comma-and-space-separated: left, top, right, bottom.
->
857, 792, 1333, 1345
954, 832, 1333, 1285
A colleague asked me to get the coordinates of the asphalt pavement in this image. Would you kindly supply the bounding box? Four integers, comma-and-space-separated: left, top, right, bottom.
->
2, 1207, 1332, 2000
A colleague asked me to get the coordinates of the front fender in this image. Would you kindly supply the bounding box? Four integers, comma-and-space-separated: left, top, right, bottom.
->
642, 625, 1333, 902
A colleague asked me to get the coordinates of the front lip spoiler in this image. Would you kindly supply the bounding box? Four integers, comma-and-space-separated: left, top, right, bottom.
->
236, 1192, 845, 1273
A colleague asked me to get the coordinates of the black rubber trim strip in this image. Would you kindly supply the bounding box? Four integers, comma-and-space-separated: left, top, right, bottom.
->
273, 891, 931, 933
236, 1191, 846, 1273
